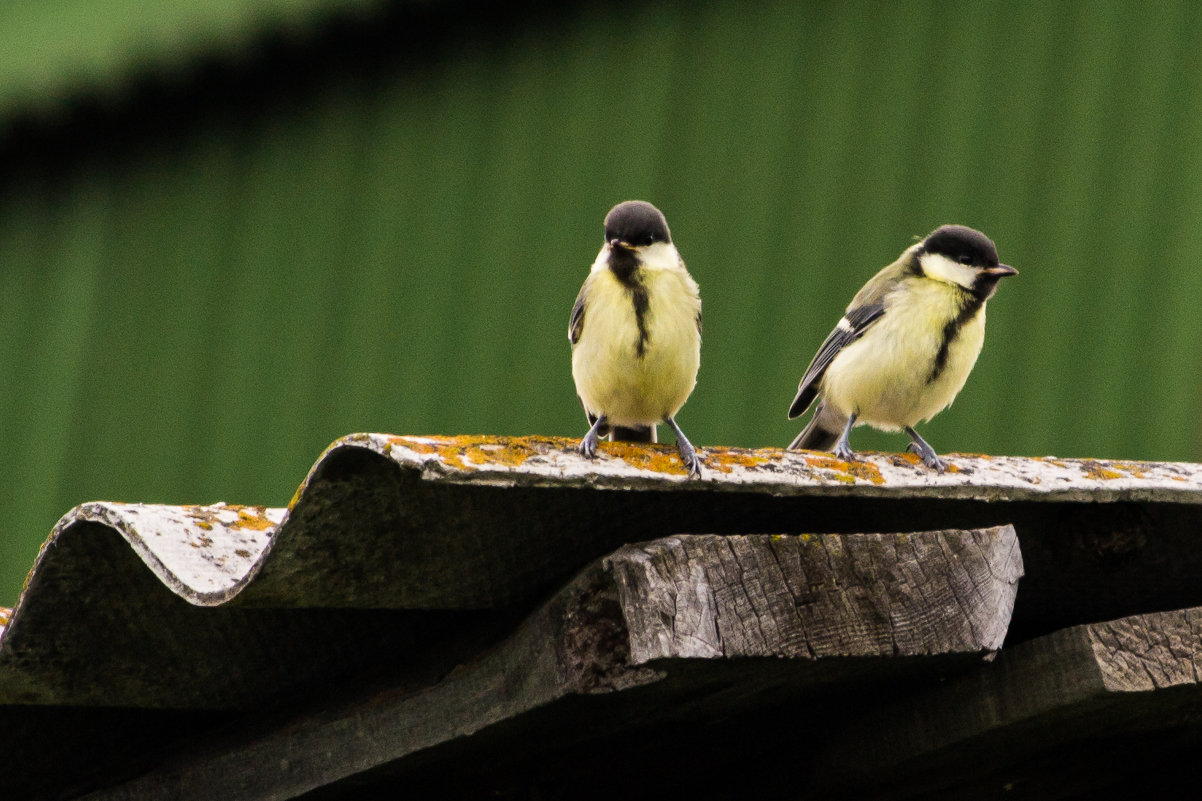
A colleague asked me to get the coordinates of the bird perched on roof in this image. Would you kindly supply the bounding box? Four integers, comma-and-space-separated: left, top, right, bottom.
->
787, 224, 1017, 471
569, 200, 703, 477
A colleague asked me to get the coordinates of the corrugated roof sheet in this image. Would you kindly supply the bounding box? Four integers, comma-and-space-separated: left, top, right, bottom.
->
6, 434, 1202, 798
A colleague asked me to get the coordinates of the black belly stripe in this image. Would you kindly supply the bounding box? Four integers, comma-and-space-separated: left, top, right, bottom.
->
609, 248, 650, 357
928, 293, 984, 384
631, 284, 650, 356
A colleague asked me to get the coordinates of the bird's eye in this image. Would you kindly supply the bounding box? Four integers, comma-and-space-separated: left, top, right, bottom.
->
957, 255, 974, 265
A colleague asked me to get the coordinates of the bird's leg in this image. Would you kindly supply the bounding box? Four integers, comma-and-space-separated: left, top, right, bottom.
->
833, 412, 858, 462
905, 426, 947, 472
665, 416, 702, 478
580, 415, 608, 459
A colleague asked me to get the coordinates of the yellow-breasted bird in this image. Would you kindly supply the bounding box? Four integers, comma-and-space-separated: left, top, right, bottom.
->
570, 201, 703, 477
787, 224, 1017, 471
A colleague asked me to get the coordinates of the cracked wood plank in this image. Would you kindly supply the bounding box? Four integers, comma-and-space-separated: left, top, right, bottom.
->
812, 607, 1202, 799
82, 527, 1021, 800
608, 527, 1021, 663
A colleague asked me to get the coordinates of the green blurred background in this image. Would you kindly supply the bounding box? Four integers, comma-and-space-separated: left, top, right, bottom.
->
1, 0, 1201, 605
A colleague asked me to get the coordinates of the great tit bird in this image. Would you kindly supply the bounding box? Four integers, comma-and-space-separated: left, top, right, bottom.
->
787, 224, 1017, 471
570, 200, 703, 477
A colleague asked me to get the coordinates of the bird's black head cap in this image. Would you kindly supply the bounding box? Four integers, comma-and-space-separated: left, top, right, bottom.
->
921, 224, 1000, 267
604, 200, 672, 247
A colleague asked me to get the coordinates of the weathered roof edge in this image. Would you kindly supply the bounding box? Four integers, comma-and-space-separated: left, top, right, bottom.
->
358, 433, 1202, 503
12, 433, 1202, 617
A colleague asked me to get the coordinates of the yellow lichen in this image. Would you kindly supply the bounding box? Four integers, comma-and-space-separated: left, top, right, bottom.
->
234, 506, 276, 531
1082, 463, 1124, 481
287, 483, 306, 511
599, 441, 693, 475
184, 506, 220, 529
388, 434, 561, 472
889, 451, 963, 474
184, 504, 277, 533
803, 453, 887, 485
389, 434, 709, 476
706, 447, 784, 473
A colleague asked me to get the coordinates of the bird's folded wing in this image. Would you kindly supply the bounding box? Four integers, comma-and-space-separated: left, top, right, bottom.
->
569, 288, 586, 345
788, 302, 885, 418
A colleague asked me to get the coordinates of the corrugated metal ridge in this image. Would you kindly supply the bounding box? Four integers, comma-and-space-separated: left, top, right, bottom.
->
15, 432, 1202, 612
2, 432, 1201, 710
365, 433, 1202, 501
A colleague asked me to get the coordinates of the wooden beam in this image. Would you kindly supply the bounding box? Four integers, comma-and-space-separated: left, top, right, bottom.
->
811, 607, 1202, 798
82, 527, 1020, 800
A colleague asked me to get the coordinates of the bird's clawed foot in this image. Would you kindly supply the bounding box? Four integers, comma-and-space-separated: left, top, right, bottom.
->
666, 416, 703, 479
834, 411, 859, 462
905, 427, 947, 472
579, 415, 607, 459
676, 438, 703, 478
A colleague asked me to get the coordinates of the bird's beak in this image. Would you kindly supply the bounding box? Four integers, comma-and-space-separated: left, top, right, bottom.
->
609, 238, 632, 251
986, 264, 1018, 277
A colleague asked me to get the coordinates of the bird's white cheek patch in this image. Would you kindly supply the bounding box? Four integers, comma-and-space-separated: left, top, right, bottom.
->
920, 252, 978, 289
638, 242, 682, 272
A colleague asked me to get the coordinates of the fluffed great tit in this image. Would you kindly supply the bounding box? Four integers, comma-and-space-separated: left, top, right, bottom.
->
570, 200, 703, 477
787, 224, 1017, 471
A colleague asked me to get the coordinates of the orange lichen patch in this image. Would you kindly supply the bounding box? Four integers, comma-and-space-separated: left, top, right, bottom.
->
845, 460, 888, 484
388, 434, 780, 476
886, 451, 966, 474
387, 436, 439, 455
387, 434, 573, 472
184, 504, 277, 532
287, 482, 307, 511
185, 506, 222, 529
234, 506, 276, 531
1111, 462, 1149, 479
705, 446, 785, 473
598, 441, 692, 475
1081, 461, 1124, 481
803, 454, 886, 485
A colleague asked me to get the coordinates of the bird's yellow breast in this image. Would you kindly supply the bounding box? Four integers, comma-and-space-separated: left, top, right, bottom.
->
823, 278, 986, 430
571, 265, 701, 427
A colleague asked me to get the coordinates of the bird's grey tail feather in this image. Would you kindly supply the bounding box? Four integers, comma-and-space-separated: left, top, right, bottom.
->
609, 425, 656, 444
788, 403, 845, 451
